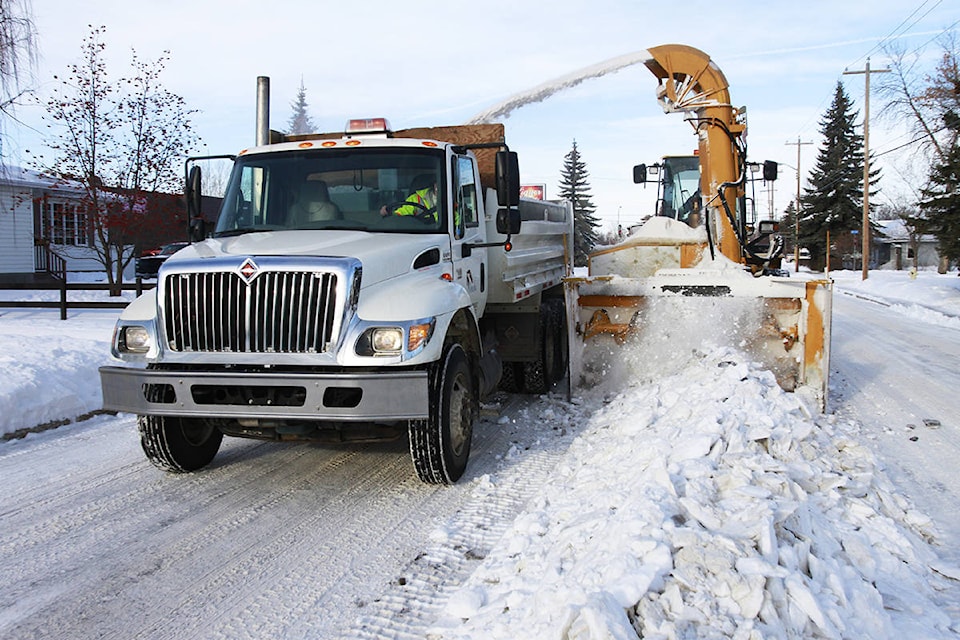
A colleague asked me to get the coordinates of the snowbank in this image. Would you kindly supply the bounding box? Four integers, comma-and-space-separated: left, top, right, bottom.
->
430, 347, 955, 638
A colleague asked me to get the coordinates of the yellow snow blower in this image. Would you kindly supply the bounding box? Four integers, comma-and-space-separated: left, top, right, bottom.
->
563, 44, 832, 409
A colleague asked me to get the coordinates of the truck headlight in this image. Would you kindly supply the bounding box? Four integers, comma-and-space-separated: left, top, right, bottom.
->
372, 328, 403, 353
120, 325, 151, 353
355, 319, 435, 357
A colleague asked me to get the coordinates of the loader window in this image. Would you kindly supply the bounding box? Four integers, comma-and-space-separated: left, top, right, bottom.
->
660, 156, 702, 226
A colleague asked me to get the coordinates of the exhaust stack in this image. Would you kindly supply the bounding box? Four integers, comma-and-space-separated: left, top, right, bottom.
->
256, 76, 270, 146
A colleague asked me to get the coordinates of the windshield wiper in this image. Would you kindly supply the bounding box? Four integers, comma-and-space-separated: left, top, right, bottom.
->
213, 226, 277, 238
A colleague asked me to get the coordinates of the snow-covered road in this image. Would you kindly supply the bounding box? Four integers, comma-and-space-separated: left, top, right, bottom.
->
2, 271, 960, 638
830, 289, 960, 561
0, 392, 580, 639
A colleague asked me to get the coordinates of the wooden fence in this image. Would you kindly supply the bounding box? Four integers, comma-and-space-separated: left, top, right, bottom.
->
0, 281, 154, 320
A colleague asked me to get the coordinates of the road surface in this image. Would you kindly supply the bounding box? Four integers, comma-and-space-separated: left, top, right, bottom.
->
1, 291, 958, 638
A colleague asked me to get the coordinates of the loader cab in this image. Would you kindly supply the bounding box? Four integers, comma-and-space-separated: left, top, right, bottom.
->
634, 155, 702, 228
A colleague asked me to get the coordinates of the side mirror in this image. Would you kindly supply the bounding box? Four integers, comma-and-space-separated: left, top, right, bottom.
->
496, 208, 521, 235
186, 165, 204, 240
763, 160, 778, 182
633, 164, 648, 184
495, 151, 520, 207
186, 165, 202, 217
189, 216, 207, 242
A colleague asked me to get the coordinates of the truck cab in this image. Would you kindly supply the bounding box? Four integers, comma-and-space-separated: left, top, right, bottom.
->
100, 116, 573, 485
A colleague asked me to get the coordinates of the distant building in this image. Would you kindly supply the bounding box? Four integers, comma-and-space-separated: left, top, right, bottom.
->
873, 218, 940, 270
0, 165, 104, 276
1, 165, 204, 280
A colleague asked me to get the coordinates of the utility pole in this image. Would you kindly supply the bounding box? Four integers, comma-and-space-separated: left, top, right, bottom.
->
785, 137, 813, 272
844, 58, 889, 280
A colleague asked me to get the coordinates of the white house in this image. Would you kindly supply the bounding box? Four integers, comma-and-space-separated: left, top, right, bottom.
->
0, 165, 103, 276
874, 218, 941, 270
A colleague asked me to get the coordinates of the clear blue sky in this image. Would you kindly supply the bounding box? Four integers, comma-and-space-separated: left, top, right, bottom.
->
10, 0, 960, 231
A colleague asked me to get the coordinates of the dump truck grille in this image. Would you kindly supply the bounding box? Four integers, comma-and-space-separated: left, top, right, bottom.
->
163, 270, 339, 353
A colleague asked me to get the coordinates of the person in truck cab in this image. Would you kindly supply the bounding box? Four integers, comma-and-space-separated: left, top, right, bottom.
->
380, 173, 438, 221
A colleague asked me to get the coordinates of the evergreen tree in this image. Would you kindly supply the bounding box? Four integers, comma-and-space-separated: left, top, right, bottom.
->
798, 81, 879, 270
780, 200, 799, 257
917, 111, 960, 267
558, 140, 600, 266
287, 79, 315, 134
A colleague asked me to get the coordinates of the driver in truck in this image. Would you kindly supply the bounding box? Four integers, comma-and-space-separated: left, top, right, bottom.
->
380, 173, 438, 221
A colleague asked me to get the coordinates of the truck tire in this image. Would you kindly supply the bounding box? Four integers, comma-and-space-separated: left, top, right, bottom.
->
522, 301, 562, 394
498, 361, 521, 393
409, 344, 476, 484
138, 415, 223, 473
548, 298, 569, 383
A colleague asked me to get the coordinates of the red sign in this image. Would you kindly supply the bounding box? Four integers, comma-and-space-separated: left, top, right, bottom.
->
521, 184, 546, 200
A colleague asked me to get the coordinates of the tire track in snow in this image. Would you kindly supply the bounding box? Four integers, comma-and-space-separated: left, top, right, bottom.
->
343, 392, 585, 639
1, 417, 402, 639
1, 389, 583, 640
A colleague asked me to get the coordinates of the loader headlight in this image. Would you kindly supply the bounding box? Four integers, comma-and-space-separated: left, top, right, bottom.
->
120, 325, 151, 353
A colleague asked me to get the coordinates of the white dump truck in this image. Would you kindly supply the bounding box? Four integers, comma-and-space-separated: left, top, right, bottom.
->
99, 80, 573, 484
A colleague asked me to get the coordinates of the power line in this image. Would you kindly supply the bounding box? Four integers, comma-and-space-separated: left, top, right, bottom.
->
874, 124, 948, 157
911, 17, 960, 54
850, 0, 943, 66
795, 2, 954, 140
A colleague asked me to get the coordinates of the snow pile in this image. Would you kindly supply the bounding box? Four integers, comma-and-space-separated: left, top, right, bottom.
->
0, 310, 117, 437
430, 346, 954, 639
621, 216, 707, 245
831, 269, 960, 330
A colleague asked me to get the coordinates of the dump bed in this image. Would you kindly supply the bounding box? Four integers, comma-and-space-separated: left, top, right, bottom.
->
484, 193, 573, 305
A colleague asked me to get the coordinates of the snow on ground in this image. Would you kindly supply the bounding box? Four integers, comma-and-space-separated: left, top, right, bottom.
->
2, 268, 960, 638
425, 269, 960, 639
0, 290, 127, 438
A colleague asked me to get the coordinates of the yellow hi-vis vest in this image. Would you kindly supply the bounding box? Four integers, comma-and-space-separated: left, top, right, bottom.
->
394, 187, 437, 220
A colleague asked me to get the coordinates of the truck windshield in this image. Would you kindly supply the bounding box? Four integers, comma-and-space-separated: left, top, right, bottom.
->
213, 148, 446, 236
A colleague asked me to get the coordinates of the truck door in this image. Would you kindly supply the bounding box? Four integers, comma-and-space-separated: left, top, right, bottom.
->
450, 155, 487, 316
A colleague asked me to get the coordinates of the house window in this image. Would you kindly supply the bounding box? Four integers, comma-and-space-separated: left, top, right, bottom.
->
44, 201, 88, 246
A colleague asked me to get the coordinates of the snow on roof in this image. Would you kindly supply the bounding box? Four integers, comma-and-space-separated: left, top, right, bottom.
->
875, 218, 935, 244
0, 164, 85, 194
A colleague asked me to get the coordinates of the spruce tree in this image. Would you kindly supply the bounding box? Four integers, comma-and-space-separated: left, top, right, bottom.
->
917, 111, 960, 267
558, 140, 600, 266
780, 201, 799, 259
798, 81, 879, 270
287, 79, 315, 135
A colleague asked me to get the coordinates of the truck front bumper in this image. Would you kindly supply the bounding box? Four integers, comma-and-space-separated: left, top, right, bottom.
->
99, 366, 429, 421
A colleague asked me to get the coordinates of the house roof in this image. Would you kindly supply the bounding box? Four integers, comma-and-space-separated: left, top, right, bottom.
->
875, 218, 936, 244
0, 165, 86, 195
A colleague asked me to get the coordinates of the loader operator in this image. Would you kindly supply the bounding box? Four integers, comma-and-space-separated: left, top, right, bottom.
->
380, 174, 438, 222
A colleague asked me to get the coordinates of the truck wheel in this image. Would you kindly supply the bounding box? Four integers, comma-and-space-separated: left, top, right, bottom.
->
409, 344, 476, 484
498, 361, 521, 393
522, 303, 559, 394
138, 415, 223, 473
549, 299, 569, 383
